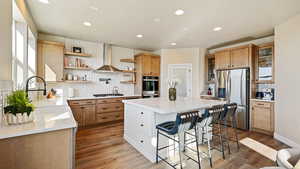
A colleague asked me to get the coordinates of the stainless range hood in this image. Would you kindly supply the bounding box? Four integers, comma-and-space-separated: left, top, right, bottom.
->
95, 44, 121, 72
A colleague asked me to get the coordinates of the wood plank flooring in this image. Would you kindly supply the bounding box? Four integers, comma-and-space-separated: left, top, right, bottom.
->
76, 122, 288, 169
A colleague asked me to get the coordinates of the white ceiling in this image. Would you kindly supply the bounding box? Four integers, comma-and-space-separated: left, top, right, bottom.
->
27, 0, 300, 50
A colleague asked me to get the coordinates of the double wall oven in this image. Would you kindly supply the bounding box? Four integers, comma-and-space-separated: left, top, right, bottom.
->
142, 76, 159, 98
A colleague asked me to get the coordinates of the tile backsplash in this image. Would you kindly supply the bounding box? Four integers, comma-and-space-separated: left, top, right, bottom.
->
0, 80, 13, 125
38, 34, 137, 98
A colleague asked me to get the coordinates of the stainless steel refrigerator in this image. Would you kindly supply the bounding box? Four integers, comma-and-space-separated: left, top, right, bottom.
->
216, 68, 250, 130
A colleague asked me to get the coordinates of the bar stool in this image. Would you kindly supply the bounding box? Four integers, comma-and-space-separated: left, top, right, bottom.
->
223, 103, 240, 150
209, 105, 231, 160
156, 111, 201, 169
184, 107, 217, 168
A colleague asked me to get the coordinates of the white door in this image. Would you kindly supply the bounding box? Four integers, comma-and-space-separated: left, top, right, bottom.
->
168, 64, 192, 97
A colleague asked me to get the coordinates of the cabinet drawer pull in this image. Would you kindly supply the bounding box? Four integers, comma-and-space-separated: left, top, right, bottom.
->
257, 103, 265, 106
140, 140, 144, 143
80, 106, 85, 109
140, 124, 144, 127
141, 112, 144, 115
115, 106, 121, 109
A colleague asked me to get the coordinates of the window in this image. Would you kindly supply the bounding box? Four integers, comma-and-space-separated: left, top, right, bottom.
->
12, 21, 37, 89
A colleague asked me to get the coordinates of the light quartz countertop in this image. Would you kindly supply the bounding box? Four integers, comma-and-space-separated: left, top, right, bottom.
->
123, 97, 226, 114
0, 97, 73, 140
67, 95, 141, 101
0, 95, 141, 140
250, 99, 275, 103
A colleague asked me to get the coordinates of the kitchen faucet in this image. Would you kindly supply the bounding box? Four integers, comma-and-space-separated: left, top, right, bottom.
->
25, 76, 47, 97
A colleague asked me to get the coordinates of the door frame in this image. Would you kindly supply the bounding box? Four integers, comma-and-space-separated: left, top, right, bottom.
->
167, 64, 192, 97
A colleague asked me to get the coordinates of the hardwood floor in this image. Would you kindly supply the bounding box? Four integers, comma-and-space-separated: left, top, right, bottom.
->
76, 122, 288, 169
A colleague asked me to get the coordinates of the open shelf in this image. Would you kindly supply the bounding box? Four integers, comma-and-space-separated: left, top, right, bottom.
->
63, 80, 92, 83
64, 67, 93, 70
121, 70, 136, 73
64, 51, 92, 57
120, 80, 136, 84
120, 58, 135, 63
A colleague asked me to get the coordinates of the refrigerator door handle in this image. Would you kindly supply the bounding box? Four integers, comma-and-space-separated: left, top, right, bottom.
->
227, 71, 231, 103
240, 70, 244, 106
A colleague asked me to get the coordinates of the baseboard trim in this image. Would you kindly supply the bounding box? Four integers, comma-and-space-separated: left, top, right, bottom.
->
274, 133, 300, 148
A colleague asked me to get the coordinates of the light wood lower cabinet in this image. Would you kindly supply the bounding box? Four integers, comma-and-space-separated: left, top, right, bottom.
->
251, 100, 274, 135
0, 129, 75, 169
68, 97, 140, 127
70, 103, 96, 127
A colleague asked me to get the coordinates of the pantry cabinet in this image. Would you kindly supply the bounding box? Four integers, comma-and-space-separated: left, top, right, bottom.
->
37, 40, 65, 82
251, 100, 274, 135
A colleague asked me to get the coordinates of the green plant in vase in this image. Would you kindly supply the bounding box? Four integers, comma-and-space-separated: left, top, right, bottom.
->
4, 90, 35, 125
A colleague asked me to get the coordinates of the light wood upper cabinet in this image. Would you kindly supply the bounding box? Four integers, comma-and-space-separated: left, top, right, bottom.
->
230, 46, 250, 68
151, 55, 160, 76
214, 45, 253, 70
37, 40, 65, 81
215, 50, 231, 69
142, 55, 152, 76
251, 101, 274, 135
256, 43, 274, 83
135, 53, 160, 76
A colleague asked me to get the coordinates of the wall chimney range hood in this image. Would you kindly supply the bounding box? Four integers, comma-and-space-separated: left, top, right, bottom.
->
95, 44, 121, 73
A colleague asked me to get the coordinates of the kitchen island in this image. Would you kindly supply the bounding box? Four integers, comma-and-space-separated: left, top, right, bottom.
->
123, 97, 226, 162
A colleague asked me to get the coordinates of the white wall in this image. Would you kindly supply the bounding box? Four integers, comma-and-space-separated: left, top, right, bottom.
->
274, 14, 300, 147
39, 33, 138, 97
0, 0, 12, 81
160, 48, 206, 98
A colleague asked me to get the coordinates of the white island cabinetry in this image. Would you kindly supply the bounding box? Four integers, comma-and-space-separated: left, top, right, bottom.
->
123, 98, 225, 163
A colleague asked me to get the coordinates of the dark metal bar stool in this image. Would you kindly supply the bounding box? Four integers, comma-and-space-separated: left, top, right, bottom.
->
223, 103, 240, 150
184, 108, 215, 168
209, 105, 231, 160
156, 111, 201, 169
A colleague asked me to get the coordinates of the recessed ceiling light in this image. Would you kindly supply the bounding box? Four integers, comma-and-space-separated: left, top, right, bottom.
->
183, 27, 189, 31
171, 42, 177, 46
174, 9, 184, 16
213, 27, 223, 31
154, 18, 161, 22
89, 6, 99, 11
39, 0, 49, 4
83, 22, 92, 27
136, 34, 143, 38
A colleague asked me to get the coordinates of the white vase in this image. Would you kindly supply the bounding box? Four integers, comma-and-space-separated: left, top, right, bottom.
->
5, 113, 34, 125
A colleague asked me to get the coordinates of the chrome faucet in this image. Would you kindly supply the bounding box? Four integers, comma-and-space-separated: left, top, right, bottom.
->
25, 76, 47, 97
112, 86, 119, 94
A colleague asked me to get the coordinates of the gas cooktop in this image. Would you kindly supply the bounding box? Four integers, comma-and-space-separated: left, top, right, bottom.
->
93, 94, 124, 97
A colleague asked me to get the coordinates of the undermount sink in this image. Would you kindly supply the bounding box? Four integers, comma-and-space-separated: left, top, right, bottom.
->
93, 93, 124, 97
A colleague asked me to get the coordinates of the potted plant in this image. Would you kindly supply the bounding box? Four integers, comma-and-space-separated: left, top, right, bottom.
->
4, 90, 35, 125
